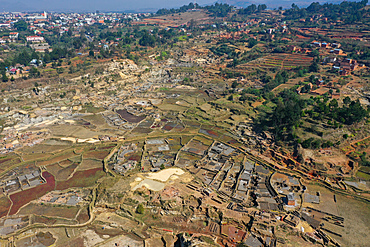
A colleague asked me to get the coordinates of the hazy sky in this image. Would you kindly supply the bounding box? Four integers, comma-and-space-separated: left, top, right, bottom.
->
0, 0, 211, 12
0, 0, 347, 12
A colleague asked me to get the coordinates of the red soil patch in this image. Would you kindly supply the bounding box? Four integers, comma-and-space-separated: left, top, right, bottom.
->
9, 172, 55, 215
56, 168, 105, 190
98, 145, 116, 150
0, 158, 11, 164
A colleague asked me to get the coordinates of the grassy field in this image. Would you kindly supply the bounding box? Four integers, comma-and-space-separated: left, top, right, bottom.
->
157, 104, 188, 112
356, 171, 370, 180
77, 207, 90, 223
19, 204, 79, 219
83, 150, 110, 160
36, 151, 77, 167
47, 162, 78, 180
77, 159, 103, 171
49, 124, 105, 139
0, 196, 11, 218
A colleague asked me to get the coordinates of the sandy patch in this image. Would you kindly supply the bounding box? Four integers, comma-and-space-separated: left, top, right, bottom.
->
61, 137, 77, 143
146, 168, 184, 182
83, 229, 104, 247
132, 179, 165, 191
102, 235, 143, 247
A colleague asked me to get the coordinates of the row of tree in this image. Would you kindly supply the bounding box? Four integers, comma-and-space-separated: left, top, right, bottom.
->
284, 0, 368, 23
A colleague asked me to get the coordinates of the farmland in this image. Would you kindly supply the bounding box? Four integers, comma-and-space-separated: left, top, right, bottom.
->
9, 172, 56, 215
19, 204, 80, 219
242, 53, 313, 70
0, 1, 369, 246
0, 196, 11, 218
55, 168, 105, 190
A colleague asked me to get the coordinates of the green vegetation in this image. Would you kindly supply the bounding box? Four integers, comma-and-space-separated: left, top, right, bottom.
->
136, 203, 145, 214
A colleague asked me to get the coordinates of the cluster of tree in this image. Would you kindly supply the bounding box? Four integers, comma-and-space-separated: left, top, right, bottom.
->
156, 3, 199, 15
13, 49, 39, 66
44, 48, 72, 63
284, 0, 368, 23
220, 68, 244, 79
13, 20, 28, 31
238, 4, 267, 15
156, 3, 233, 18
261, 70, 289, 93
210, 44, 239, 57
204, 3, 233, 17
359, 152, 370, 167
260, 90, 306, 141
301, 137, 334, 149
98, 31, 123, 41
311, 97, 368, 125
138, 32, 156, 47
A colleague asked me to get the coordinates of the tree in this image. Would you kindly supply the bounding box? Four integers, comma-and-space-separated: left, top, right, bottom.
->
136, 203, 144, 214
89, 50, 94, 57
310, 49, 320, 58
258, 4, 267, 11
29, 67, 40, 78
139, 33, 156, 47
343, 96, 351, 105
309, 60, 319, 73
2, 73, 8, 82
13, 20, 28, 31
248, 38, 257, 48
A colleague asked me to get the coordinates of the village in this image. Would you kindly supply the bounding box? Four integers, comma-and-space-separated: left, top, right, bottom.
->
0, 1, 369, 247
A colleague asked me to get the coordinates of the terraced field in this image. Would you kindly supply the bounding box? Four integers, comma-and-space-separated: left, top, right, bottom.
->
240, 53, 313, 70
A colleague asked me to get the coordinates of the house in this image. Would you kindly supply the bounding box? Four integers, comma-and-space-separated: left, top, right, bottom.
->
340, 69, 350, 76
243, 234, 263, 247
29, 59, 43, 67
0, 23, 11, 28
26, 36, 45, 43
301, 48, 311, 53
286, 193, 296, 206
332, 42, 341, 48
332, 49, 344, 55
0, 38, 5, 44
283, 214, 300, 227
9, 68, 18, 75
9, 32, 19, 40
323, 56, 337, 65
221, 224, 247, 243
311, 41, 321, 48
287, 45, 300, 52
321, 42, 330, 48
316, 79, 324, 87
30, 43, 52, 52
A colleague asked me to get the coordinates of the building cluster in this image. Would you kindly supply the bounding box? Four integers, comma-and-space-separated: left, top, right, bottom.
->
0, 11, 151, 33
0, 11, 151, 54
37, 190, 88, 206
0, 166, 43, 195
111, 143, 139, 175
